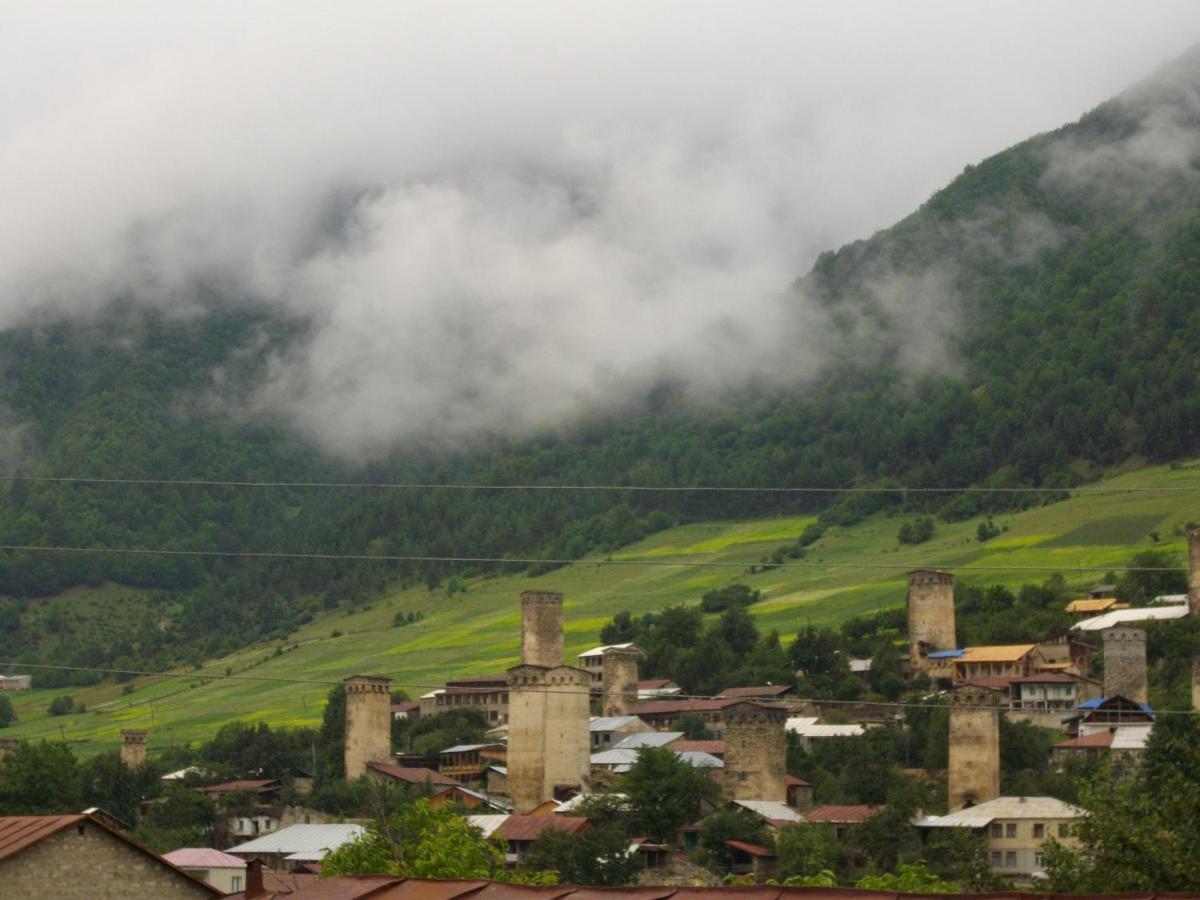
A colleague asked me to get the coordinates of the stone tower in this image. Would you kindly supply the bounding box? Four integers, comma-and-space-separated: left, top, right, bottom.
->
721, 701, 787, 803
907, 569, 957, 667
120, 729, 147, 769
520, 591, 565, 667
343, 675, 392, 780
601, 646, 640, 717
947, 693, 999, 811
1189, 528, 1200, 614
1103, 627, 1147, 704
507, 591, 590, 813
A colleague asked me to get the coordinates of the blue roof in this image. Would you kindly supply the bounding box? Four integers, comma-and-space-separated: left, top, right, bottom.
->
927, 649, 965, 659
1076, 696, 1154, 717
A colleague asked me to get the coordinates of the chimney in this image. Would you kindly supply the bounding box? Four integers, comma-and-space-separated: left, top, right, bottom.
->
520, 591, 564, 667
907, 569, 956, 670
721, 701, 787, 803
601, 647, 640, 717
1103, 627, 1147, 704
119, 729, 147, 769
947, 691, 1000, 811
343, 675, 392, 780
245, 859, 265, 898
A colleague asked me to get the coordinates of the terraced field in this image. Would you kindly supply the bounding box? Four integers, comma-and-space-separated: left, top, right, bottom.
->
4, 458, 1199, 757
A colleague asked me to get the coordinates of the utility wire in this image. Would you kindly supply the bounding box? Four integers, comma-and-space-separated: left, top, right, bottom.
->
3, 474, 1199, 494
0, 543, 1186, 572
2, 660, 1196, 716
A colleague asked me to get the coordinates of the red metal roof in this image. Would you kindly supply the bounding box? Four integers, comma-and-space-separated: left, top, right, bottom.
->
802, 804, 884, 823
667, 740, 725, 755
367, 763, 457, 786
199, 779, 281, 794
785, 775, 812, 787
1052, 731, 1116, 750
723, 839, 775, 858
493, 815, 589, 842
163, 847, 247, 869
372, 878, 490, 900
281, 874, 405, 899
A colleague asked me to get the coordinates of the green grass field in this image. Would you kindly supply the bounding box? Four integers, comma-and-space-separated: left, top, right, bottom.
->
5, 458, 1199, 757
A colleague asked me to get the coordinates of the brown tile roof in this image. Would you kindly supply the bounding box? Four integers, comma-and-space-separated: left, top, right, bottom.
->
717, 685, 792, 699
367, 763, 456, 786
785, 774, 812, 787
493, 815, 589, 842
280, 874, 404, 899
391, 702, 421, 712
802, 804, 885, 824
466, 884, 577, 900
1052, 731, 1115, 750
199, 779, 281, 794
631, 698, 740, 715
0, 812, 223, 894
371, 879, 490, 900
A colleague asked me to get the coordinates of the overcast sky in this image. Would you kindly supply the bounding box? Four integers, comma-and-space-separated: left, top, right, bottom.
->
3, 2, 1199, 453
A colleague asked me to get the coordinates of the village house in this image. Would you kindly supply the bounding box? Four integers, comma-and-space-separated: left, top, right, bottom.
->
196, 780, 284, 840
0, 811, 223, 899
419, 675, 511, 724
428, 784, 512, 812
163, 848, 248, 894
589, 715, 652, 750
365, 761, 457, 792
1035, 635, 1098, 678
439, 743, 507, 783
916, 796, 1083, 881
1050, 724, 1152, 761
390, 700, 420, 722
637, 678, 682, 699
0, 674, 32, 691
716, 685, 795, 701
724, 839, 777, 880
801, 804, 885, 841
225, 823, 365, 872
490, 815, 589, 866
1065, 597, 1126, 615
784, 717, 866, 752
576, 643, 642, 689
1064, 695, 1155, 737
953, 645, 1045, 682
629, 698, 742, 735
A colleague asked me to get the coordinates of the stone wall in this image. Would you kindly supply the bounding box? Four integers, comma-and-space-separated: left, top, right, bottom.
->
601, 648, 639, 717
1103, 627, 1147, 705
907, 569, 957, 668
344, 675, 392, 780
721, 702, 787, 803
520, 591, 564, 667
120, 729, 147, 769
506, 663, 590, 812
506, 664, 550, 814
948, 705, 1000, 811
0, 820, 215, 899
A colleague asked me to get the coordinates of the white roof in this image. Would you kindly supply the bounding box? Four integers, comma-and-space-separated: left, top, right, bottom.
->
161, 766, 212, 781
786, 718, 865, 738
555, 793, 628, 813
849, 658, 873, 673
732, 800, 802, 823
590, 716, 641, 731
676, 751, 723, 768
420, 689, 444, 699
916, 796, 1085, 828
1110, 725, 1153, 750
578, 642, 639, 658
468, 815, 509, 838
226, 824, 364, 856
441, 743, 494, 754
612, 731, 684, 750
1074, 604, 1190, 632
591, 747, 722, 769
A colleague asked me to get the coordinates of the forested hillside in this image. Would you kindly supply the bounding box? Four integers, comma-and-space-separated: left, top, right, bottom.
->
3, 51, 1200, 675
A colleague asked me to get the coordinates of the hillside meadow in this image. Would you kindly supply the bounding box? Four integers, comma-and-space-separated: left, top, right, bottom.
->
3, 458, 1198, 757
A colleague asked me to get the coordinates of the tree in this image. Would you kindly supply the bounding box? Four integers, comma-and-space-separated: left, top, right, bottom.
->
777, 824, 840, 882
697, 806, 772, 872
47, 695, 73, 716
316, 685, 346, 784
322, 798, 513, 879
674, 712, 713, 740
0, 695, 16, 728
0, 740, 81, 813
855, 861, 958, 892
923, 828, 1003, 891
80, 751, 161, 825
526, 825, 640, 885
134, 784, 217, 853
622, 746, 719, 842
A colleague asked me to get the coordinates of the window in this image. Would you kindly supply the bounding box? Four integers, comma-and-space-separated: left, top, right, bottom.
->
991, 852, 1001, 867
1033, 823, 1045, 838
1034, 852, 1044, 867
990, 823, 1003, 838
1059, 823, 1070, 838
1006, 852, 1017, 868
231, 877, 243, 892
1005, 823, 1017, 838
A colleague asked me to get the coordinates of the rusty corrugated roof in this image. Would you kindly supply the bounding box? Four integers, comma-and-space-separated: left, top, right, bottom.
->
282, 874, 404, 899
631, 698, 739, 715
0, 814, 86, 861
371, 878, 490, 900
802, 804, 884, 823
367, 763, 457, 786
494, 815, 589, 842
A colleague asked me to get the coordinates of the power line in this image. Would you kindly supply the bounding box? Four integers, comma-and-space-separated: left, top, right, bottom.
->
0, 543, 1186, 572
2, 660, 1197, 716
4, 474, 1200, 494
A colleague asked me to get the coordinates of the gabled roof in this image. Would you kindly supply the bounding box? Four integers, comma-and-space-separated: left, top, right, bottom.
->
493, 815, 588, 842
631, 698, 740, 715
366, 762, 457, 786
666, 739, 725, 755
226, 823, 365, 856
163, 847, 247, 869
441, 743, 503, 755
1073, 602, 1190, 632
589, 716, 642, 731
956, 645, 1037, 664
1076, 696, 1154, 716
0, 812, 223, 894
198, 779, 281, 794
803, 804, 884, 824
636, 679, 677, 690
577, 643, 641, 658
916, 796, 1084, 828
926, 649, 965, 659
612, 732, 684, 750
730, 800, 802, 824
716, 685, 793, 699
724, 839, 775, 858
1052, 731, 1115, 750
1066, 597, 1122, 613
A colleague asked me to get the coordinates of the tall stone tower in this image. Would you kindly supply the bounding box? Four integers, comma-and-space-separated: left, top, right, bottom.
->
947, 694, 999, 811
344, 675, 392, 780
721, 702, 787, 803
601, 647, 640, 717
507, 591, 590, 813
907, 569, 957, 668
520, 591, 565, 667
1189, 528, 1200, 615
1103, 627, 1147, 704
120, 729, 147, 769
